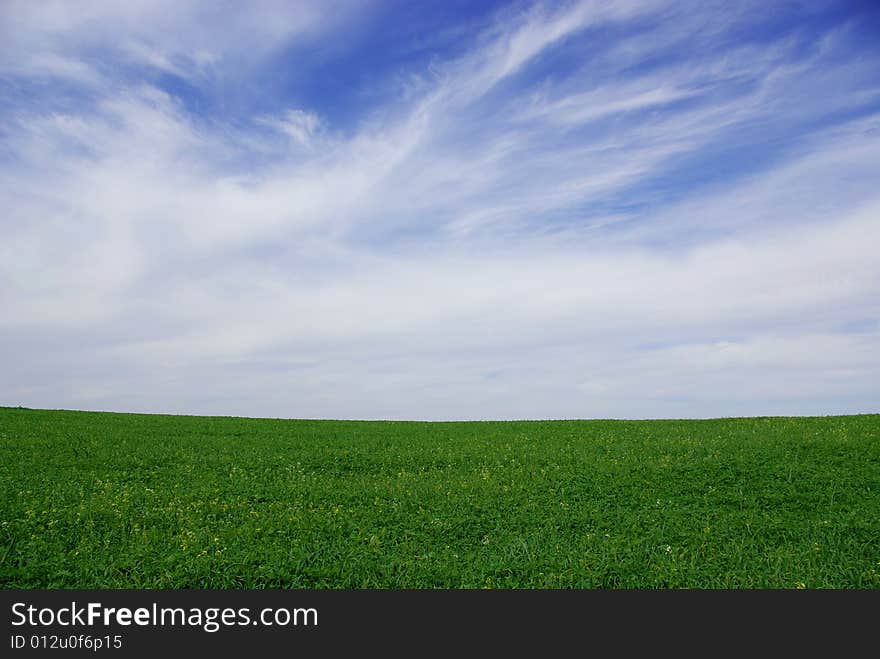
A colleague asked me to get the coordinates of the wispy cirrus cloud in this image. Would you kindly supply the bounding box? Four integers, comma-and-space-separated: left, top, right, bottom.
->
1, 0, 879, 419
0, 0, 343, 78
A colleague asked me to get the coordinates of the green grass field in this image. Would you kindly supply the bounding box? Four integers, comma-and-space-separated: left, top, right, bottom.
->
1, 407, 877, 588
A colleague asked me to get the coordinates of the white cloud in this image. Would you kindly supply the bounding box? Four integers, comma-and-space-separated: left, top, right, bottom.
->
1, 0, 878, 418
259, 109, 324, 146
0, 0, 348, 79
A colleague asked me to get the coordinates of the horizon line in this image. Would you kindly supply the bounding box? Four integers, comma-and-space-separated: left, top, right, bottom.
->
2, 405, 878, 424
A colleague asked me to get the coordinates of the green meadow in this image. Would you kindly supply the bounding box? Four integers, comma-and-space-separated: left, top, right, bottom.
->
0, 407, 877, 588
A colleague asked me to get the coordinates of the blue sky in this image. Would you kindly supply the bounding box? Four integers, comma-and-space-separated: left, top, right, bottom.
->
1, 0, 879, 419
